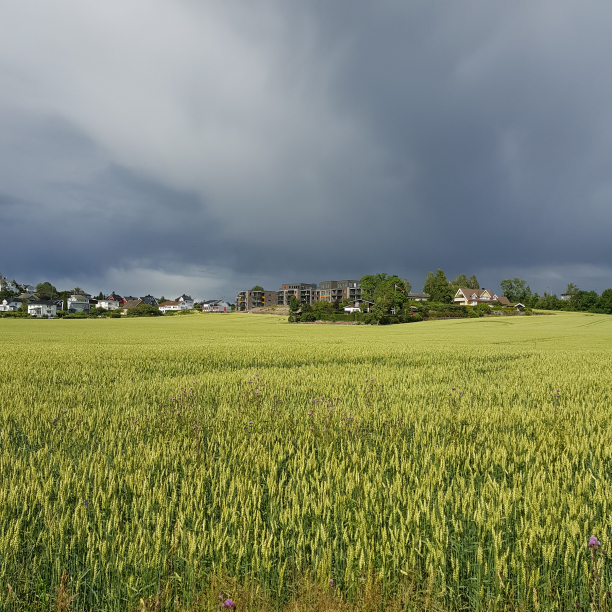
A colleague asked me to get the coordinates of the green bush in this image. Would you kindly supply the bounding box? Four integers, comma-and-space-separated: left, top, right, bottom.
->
126, 304, 163, 317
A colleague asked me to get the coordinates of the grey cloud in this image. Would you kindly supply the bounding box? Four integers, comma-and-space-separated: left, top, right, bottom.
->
1, 0, 612, 298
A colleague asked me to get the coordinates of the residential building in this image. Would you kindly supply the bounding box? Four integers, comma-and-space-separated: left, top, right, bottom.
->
122, 299, 143, 314
16, 292, 35, 301
407, 293, 430, 301
318, 280, 361, 304
158, 300, 188, 313
278, 283, 318, 306
28, 301, 57, 317
560, 294, 572, 301
176, 294, 194, 309
140, 295, 158, 306
454, 288, 499, 306
97, 293, 125, 310
343, 299, 374, 313
67, 293, 90, 314
0, 275, 18, 293
236, 290, 278, 311
202, 299, 231, 312
0, 299, 22, 312
23, 284, 37, 294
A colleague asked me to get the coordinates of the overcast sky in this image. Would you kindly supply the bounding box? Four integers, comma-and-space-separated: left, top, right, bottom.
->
1, 0, 611, 300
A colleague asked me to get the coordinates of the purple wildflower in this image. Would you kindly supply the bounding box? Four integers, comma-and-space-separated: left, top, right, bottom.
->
329, 579, 334, 585
589, 536, 601, 548
222, 599, 235, 608
249, 420, 253, 425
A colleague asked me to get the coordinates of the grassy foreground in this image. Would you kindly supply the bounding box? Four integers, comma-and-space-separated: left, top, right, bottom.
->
1, 312, 612, 611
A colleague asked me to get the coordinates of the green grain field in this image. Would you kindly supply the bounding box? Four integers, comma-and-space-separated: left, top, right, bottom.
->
1, 312, 612, 611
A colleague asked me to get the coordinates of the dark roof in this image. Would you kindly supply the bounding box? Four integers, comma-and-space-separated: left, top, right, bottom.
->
407, 293, 430, 298
29, 300, 57, 306
496, 296, 511, 306
140, 295, 158, 306
177, 294, 193, 301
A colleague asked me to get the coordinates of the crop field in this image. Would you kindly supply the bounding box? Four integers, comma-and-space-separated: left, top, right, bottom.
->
1, 312, 612, 611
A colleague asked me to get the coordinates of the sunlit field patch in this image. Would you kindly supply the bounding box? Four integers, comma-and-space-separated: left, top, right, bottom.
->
1, 312, 612, 611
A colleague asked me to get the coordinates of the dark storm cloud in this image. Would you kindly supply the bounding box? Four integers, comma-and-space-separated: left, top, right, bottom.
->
1, 0, 612, 298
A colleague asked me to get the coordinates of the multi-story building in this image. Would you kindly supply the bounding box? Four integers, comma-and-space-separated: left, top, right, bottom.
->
318, 280, 361, 304
67, 292, 91, 313
278, 283, 318, 306
236, 290, 278, 311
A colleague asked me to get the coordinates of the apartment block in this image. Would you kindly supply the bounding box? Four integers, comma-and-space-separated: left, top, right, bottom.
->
236, 290, 278, 311
278, 283, 318, 306
318, 280, 361, 304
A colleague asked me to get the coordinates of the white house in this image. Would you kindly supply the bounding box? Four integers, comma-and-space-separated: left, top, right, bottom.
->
0, 275, 18, 293
407, 293, 430, 301
97, 294, 124, 310
202, 300, 231, 312
454, 288, 499, 306
0, 299, 22, 312
22, 284, 37, 294
67, 293, 90, 313
176, 294, 195, 309
343, 299, 374, 313
158, 300, 188, 313
28, 301, 57, 317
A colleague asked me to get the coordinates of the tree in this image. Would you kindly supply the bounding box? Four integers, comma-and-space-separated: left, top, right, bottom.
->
251, 285, 264, 292
97, 292, 104, 300
126, 304, 163, 317
572, 290, 598, 312
359, 274, 383, 301
423, 271, 435, 295
597, 289, 612, 314
372, 289, 393, 323
452, 273, 469, 288
36, 282, 57, 297
289, 295, 300, 312
311, 300, 335, 315
500, 278, 532, 303
565, 283, 579, 298
468, 275, 480, 289
424, 269, 454, 303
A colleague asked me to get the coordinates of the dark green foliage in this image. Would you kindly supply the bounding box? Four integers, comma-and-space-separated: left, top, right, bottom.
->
289, 296, 300, 312
452, 273, 469, 288
500, 278, 533, 303
598, 289, 612, 314
126, 304, 163, 317
571, 290, 599, 312
423, 269, 454, 304
36, 282, 57, 296
251, 285, 264, 292
360, 273, 412, 320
